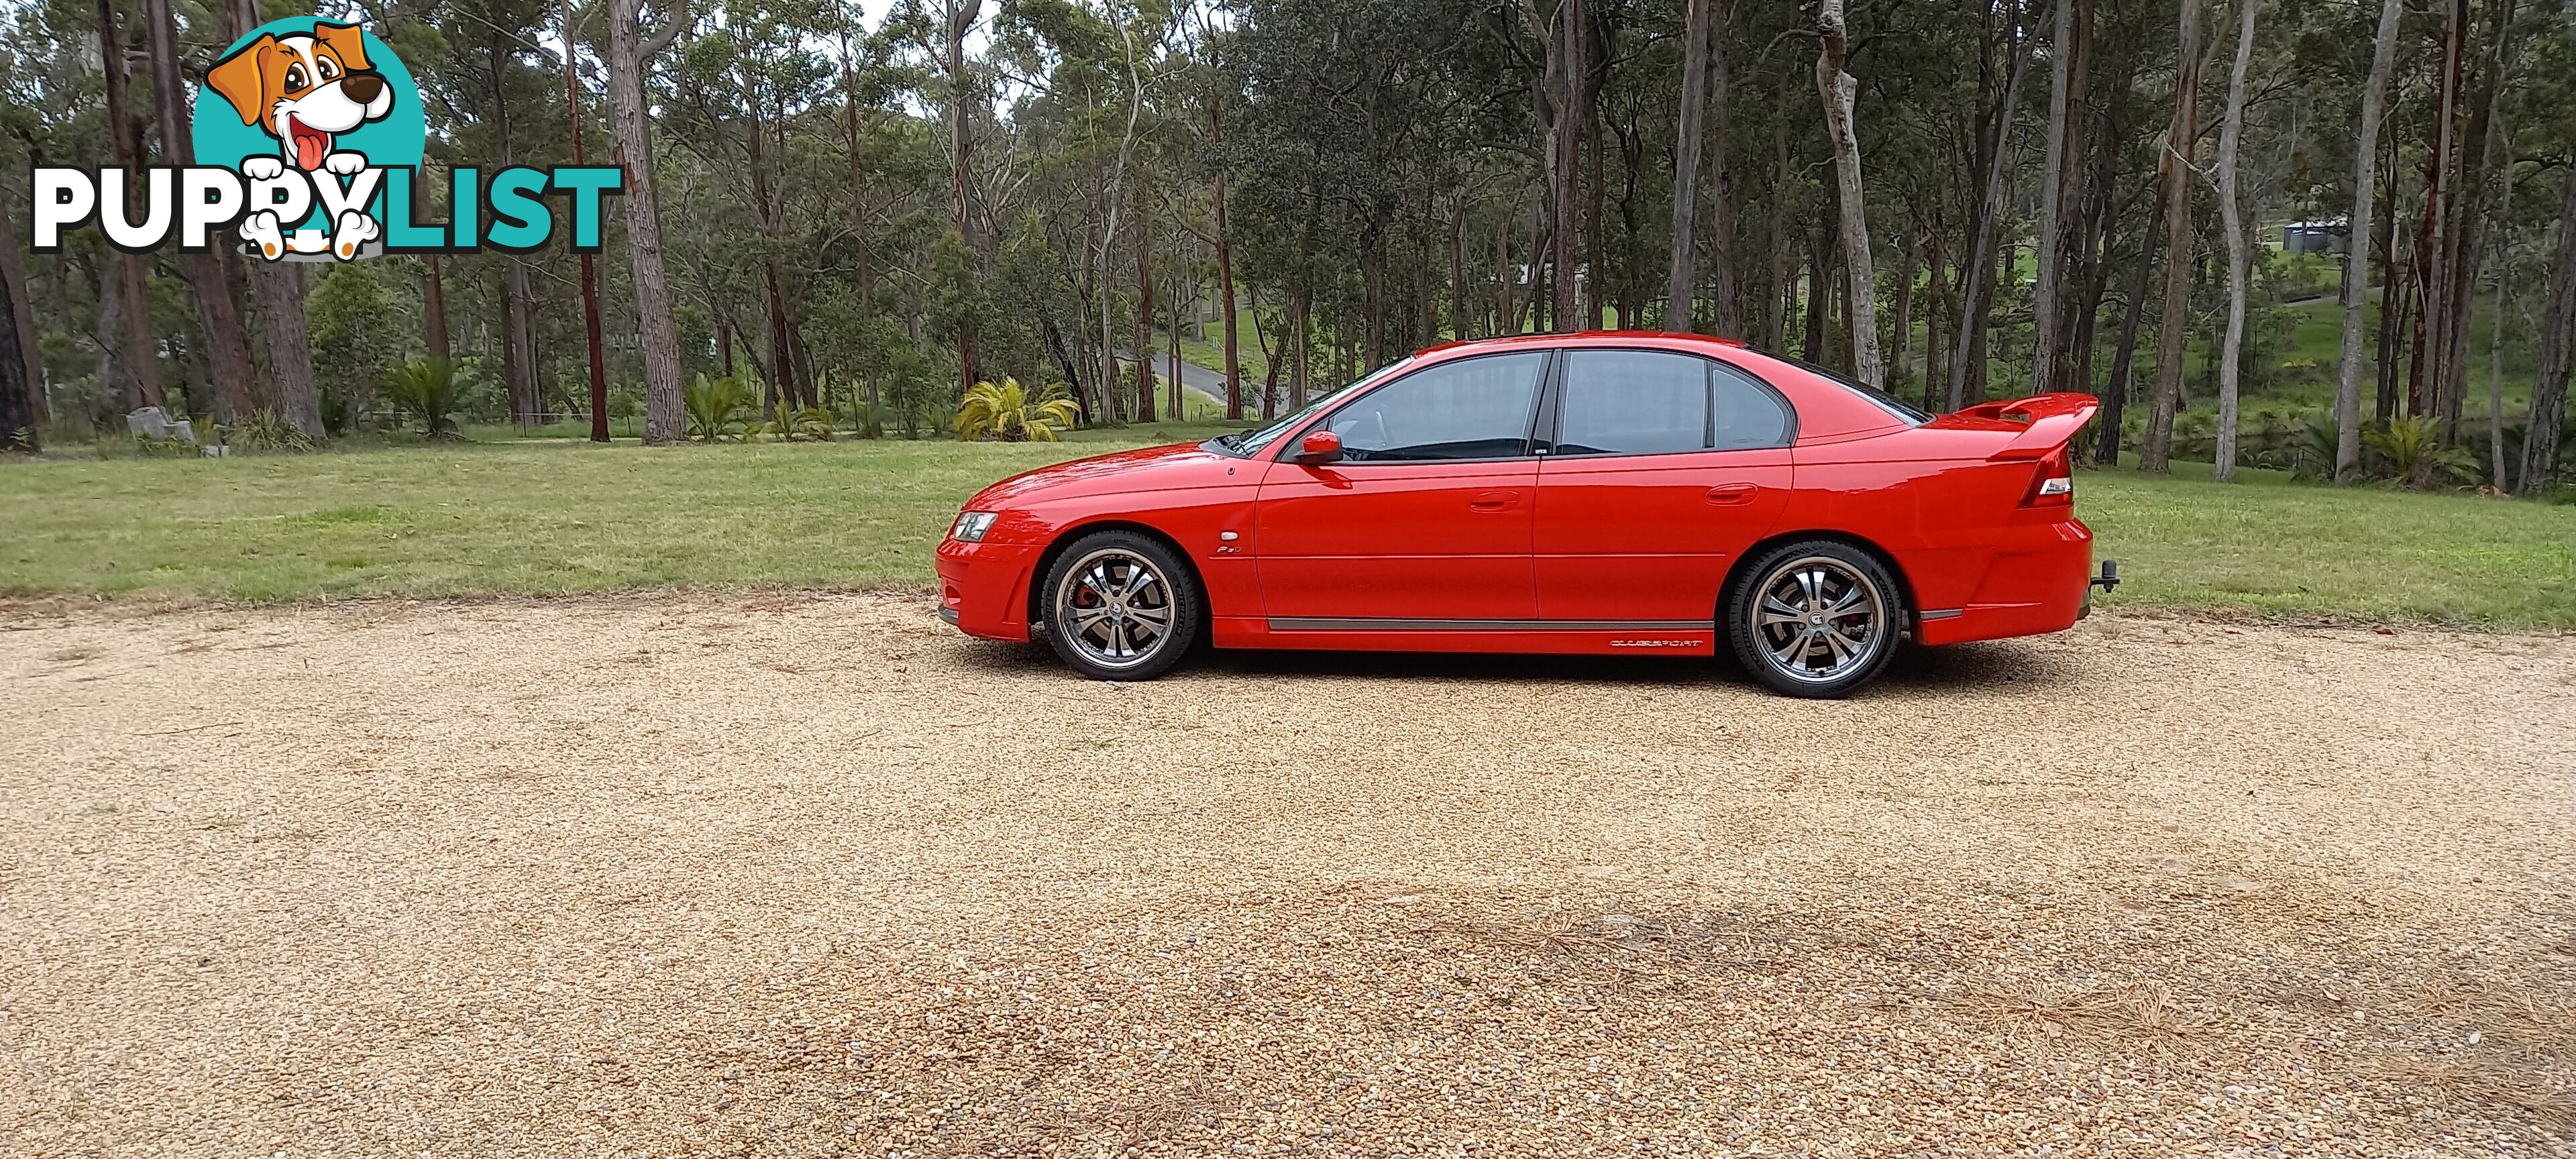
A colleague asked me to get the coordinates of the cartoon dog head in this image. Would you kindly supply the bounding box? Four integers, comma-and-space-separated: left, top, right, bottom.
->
205, 23, 394, 172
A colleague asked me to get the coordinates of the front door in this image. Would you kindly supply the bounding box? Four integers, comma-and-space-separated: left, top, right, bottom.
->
1254, 351, 1551, 622
1535, 349, 1796, 622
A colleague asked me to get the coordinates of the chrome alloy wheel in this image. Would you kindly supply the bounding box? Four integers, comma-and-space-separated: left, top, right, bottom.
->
1051, 547, 1178, 671
1750, 555, 1889, 685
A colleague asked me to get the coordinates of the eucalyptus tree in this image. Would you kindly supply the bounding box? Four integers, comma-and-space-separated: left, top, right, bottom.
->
600, 0, 692, 443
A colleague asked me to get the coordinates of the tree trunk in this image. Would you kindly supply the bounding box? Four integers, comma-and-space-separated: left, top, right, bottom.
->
1212, 98, 1242, 419
2029, 0, 2084, 396
262, 265, 324, 436
1922, 213, 1949, 411
1889, 231, 1917, 397
2408, 0, 2467, 420
2373, 150, 2404, 423
2520, 160, 2576, 494
946, 0, 983, 398
2332, 0, 2403, 482
1547, 0, 1585, 332
0, 255, 33, 449
604, 0, 690, 444
1291, 284, 1312, 406
1664, 0, 1712, 328
1134, 205, 1157, 424
1815, 0, 1882, 386
97, 0, 161, 411
1804, 227, 1833, 364
765, 263, 794, 408
1946, 9, 2031, 410
217, 0, 324, 439
425, 257, 452, 363
1169, 271, 1185, 419
500, 263, 539, 427
143, 0, 258, 427
1705, 11, 1740, 338
2208, 0, 2260, 484
2099, 189, 2166, 465
568, 0, 610, 442
2486, 118, 2509, 488
2139, 0, 2204, 473
2436, 7, 2514, 445
0, 186, 42, 425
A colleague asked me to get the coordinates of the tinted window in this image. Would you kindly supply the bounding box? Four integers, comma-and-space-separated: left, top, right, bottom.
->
1557, 350, 1708, 455
1324, 352, 1546, 461
1780, 355, 1931, 425
1223, 356, 1414, 456
1711, 363, 1794, 449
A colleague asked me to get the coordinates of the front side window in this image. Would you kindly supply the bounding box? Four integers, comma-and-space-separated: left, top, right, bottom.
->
1322, 352, 1547, 461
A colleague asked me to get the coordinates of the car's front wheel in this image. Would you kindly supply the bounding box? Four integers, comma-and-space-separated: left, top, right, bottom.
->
1725, 540, 1904, 698
1039, 531, 1202, 681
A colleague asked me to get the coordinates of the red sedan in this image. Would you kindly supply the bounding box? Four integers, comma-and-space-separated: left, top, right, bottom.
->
935, 331, 2110, 697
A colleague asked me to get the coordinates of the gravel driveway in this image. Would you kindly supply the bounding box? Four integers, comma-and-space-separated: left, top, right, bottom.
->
3, 594, 2571, 1156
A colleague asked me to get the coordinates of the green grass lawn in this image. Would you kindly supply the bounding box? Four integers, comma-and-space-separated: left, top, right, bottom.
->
3, 428, 2569, 628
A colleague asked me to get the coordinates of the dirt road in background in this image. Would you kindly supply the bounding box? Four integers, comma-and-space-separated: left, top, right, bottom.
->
3, 595, 2570, 1156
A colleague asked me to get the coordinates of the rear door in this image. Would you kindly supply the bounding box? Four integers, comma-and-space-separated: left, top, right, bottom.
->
1253, 351, 1550, 622
1534, 349, 1794, 623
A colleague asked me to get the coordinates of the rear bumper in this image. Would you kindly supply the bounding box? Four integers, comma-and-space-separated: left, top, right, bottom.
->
932, 538, 1040, 642
1914, 517, 2093, 646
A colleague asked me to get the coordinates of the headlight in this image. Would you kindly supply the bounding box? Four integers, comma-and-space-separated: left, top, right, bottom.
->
950, 511, 999, 543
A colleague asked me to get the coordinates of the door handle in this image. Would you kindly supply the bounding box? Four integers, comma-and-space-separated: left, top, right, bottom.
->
1468, 490, 1521, 512
1706, 483, 1760, 506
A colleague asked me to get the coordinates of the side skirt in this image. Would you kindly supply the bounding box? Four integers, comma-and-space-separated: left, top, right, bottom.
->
1210, 616, 1718, 657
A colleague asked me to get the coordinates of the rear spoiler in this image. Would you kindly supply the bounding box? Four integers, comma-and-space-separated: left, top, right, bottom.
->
1953, 393, 2100, 461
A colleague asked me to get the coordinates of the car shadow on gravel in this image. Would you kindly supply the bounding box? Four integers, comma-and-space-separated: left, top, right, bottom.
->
951, 634, 2076, 694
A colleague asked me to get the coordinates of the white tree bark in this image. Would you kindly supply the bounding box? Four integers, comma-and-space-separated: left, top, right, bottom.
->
604, 0, 690, 444
1815, 0, 1882, 388
2210, 0, 2261, 484
2333, 0, 2403, 483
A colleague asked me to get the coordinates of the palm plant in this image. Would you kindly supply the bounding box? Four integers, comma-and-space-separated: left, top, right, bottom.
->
747, 405, 837, 441
684, 374, 753, 443
380, 357, 466, 440
953, 377, 1077, 442
2286, 410, 2338, 482
2363, 417, 2479, 490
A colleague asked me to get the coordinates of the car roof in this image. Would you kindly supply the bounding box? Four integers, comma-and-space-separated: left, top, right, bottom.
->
1403, 331, 1913, 442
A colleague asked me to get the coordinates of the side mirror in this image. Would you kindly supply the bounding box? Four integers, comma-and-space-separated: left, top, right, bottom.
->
1292, 429, 1343, 465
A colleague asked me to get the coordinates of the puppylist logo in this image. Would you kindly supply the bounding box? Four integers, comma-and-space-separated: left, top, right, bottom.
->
31, 16, 624, 262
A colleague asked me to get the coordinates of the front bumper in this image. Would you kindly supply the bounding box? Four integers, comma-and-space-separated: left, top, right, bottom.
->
933, 537, 1041, 641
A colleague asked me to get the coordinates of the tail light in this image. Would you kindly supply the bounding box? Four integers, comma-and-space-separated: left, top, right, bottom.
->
2022, 446, 2074, 507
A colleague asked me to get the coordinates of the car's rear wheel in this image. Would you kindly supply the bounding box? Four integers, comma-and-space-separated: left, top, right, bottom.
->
1040, 531, 1201, 681
1725, 541, 1904, 698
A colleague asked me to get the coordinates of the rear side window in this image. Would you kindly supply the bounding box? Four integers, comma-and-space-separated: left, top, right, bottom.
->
1555, 349, 1794, 455
1711, 362, 1794, 449
1324, 351, 1546, 461
1558, 350, 1706, 455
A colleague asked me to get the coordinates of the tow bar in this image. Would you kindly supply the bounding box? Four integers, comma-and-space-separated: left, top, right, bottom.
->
2090, 559, 2121, 592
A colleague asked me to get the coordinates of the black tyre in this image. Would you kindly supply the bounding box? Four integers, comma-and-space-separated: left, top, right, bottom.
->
1724, 539, 1905, 698
1038, 531, 1203, 681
